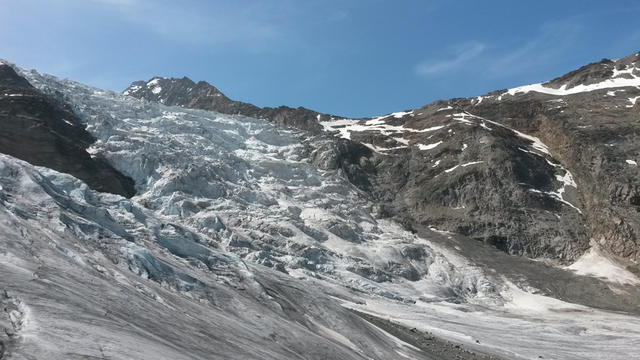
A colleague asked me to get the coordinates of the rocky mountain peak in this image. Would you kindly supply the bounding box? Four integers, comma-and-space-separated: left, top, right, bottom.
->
543, 51, 639, 90
123, 76, 226, 103
123, 77, 332, 132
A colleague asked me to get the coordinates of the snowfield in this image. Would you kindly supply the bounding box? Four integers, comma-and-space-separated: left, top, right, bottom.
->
0, 65, 639, 359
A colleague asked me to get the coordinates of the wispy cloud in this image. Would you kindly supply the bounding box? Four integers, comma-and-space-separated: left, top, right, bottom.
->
487, 18, 583, 77
415, 42, 485, 76
413, 18, 586, 81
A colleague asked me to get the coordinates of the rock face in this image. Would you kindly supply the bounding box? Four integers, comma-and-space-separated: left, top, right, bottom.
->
125, 52, 640, 264
458, 52, 640, 262
313, 108, 590, 262
0, 63, 135, 198
123, 77, 333, 132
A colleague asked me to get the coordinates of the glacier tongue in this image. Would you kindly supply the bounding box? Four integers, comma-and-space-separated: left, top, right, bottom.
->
1, 66, 640, 360
0, 153, 438, 360
15, 67, 498, 306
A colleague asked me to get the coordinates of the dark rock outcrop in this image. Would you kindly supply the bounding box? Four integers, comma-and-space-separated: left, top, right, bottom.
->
463, 71, 640, 262
124, 77, 335, 133
0, 64, 135, 197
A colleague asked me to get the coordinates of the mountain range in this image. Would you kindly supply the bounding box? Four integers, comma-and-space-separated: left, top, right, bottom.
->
124, 52, 640, 264
0, 52, 639, 360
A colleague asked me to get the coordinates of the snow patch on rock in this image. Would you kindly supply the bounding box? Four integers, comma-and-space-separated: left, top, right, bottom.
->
567, 248, 639, 285
503, 63, 640, 97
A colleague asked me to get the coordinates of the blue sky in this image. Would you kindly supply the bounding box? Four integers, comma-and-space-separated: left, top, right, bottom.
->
1, 0, 639, 117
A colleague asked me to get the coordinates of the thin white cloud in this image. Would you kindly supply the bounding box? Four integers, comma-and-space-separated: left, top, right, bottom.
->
415, 42, 486, 76
488, 19, 583, 77
414, 19, 586, 80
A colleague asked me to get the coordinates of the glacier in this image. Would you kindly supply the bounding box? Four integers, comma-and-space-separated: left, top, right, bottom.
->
0, 65, 639, 359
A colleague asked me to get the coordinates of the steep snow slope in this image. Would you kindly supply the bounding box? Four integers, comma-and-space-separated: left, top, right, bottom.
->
1, 65, 640, 359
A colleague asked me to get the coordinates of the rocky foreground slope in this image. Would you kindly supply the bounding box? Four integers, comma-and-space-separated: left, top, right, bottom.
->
0, 53, 639, 360
126, 52, 640, 265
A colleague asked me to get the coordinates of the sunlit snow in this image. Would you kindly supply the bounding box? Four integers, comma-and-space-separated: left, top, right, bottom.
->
503, 62, 640, 97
